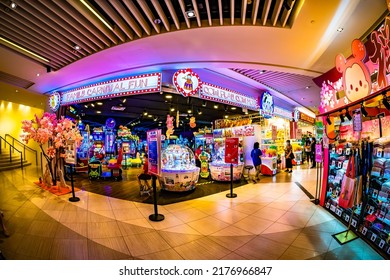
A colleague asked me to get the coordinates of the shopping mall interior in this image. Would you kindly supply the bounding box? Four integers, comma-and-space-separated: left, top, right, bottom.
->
1, 0, 390, 260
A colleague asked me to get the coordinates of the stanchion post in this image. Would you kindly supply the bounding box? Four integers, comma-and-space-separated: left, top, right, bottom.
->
68, 164, 80, 202
226, 163, 237, 198
149, 175, 164, 222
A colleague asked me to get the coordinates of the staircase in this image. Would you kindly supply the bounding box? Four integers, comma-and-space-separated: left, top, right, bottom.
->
0, 153, 31, 171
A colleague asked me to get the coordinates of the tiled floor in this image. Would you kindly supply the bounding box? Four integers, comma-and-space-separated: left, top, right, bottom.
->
0, 164, 384, 260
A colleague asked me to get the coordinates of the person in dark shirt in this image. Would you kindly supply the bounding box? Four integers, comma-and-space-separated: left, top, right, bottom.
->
310, 137, 316, 168
251, 142, 263, 183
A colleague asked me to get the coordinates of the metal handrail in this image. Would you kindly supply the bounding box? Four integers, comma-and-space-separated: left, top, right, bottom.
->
5, 134, 38, 165
0, 136, 23, 171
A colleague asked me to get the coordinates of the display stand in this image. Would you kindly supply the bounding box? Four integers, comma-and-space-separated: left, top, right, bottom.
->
68, 164, 80, 202
149, 175, 164, 222
226, 163, 237, 198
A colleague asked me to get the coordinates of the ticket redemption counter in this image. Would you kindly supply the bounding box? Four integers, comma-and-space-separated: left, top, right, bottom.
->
159, 144, 200, 192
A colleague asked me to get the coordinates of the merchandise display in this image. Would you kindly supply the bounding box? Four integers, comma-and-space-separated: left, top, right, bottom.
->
159, 144, 200, 192
359, 137, 390, 256
209, 127, 247, 181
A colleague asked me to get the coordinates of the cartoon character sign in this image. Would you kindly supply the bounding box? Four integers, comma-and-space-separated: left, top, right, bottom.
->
48, 92, 61, 112
173, 68, 202, 97
259, 91, 274, 119
166, 114, 175, 138
335, 39, 372, 103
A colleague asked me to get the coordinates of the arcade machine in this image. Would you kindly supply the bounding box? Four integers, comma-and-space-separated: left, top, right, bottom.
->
117, 126, 140, 168
104, 118, 116, 157
91, 127, 105, 161
76, 122, 90, 172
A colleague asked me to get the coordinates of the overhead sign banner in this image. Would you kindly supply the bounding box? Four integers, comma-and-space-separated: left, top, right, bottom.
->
61, 72, 162, 105
200, 82, 258, 110
173, 68, 202, 97
274, 106, 292, 120
259, 91, 274, 118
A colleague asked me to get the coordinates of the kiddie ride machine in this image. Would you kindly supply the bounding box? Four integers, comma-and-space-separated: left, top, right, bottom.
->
159, 144, 200, 192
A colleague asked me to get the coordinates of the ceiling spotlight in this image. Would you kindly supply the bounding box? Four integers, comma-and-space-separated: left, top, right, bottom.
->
361, 103, 368, 117
10, 1, 17, 9
154, 18, 161, 24
90, 103, 95, 107
224, 114, 229, 119
213, 104, 219, 109
259, 70, 266, 74
170, 105, 175, 112
187, 108, 192, 114
231, 106, 237, 110
345, 110, 352, 121
305, 86, 311, 89
186, 10, 195, 18
202, 100, 207, 107
147, 114, 153, 118
337, 27, 344, 33
84, 105, 88, 108
383, 96, 390, 111
165, 94, 173, 99
197, 109, 202, 115
122, 98, 127, 103
96, 111, 101, 114
74, 44, 80, 50
326, 115, 332, 125
143, 109, 148, 116
97, 102, 103, 106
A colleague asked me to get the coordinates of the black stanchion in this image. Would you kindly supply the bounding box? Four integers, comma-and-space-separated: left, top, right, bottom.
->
149, 175, 164, 222
68, 164, 80, 202
226, 163, 237, 198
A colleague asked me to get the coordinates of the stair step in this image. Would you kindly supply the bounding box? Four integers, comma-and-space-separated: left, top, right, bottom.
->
0, 161, 31, 171
0, 157, 22, 163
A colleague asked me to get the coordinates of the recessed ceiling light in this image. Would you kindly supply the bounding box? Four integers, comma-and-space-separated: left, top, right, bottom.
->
165, 94, 173, 99
90, 103, 95, 107
84, 105, 88, 108
214, 104, 218, 109
74, 44, 80, 50
36, 73, 40, 77
259, 70, 266, 74
122, 98, 126, 103
97, 102, 103, 105
224, 115, 229, 119
10, 2, 17, 9
337, 27, 344, 32
231, 106, 237, 110
96, 111, 101, 114
186, 10, 195, 18
305, 86, 311, 89
147, 114, 153, 118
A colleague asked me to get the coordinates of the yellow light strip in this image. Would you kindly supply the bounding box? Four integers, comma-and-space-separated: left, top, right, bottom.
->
0, 36, 50, 62
80, 0, 113, 31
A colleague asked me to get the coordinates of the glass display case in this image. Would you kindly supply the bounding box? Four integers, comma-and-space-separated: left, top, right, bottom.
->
159, 144, 200, 192
210, 135, 244, 181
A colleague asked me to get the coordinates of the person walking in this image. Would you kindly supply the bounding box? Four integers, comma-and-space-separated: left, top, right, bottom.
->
310, 137, 316, 168
284, 140, 294, 173
304, 139, 311, 166
250, 142, 263, 183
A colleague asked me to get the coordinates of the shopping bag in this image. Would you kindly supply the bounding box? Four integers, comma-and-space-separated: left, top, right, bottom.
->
338, 175, 356, 209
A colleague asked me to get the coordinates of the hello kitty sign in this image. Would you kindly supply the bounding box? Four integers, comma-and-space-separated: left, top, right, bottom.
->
173, 69, 202, 97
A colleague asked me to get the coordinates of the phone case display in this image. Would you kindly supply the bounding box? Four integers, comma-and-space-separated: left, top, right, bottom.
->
160, 144, 200, 192
325, 143, 352, 213
210, 128, 245, 181
359, 137, 390, 257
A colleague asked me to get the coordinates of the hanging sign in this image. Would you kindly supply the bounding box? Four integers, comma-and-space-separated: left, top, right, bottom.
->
352, 108, 362, 132
173, 68, 202, 97
225, 137, 239, 164
147, 129, 162, 176
48, 92, 61, 112
296, 129, 302, 140
259, 92, 274, 118
293, 109, 300, 122
61, 73, 162, 105
271, 125, 277, 140
315, 144, 323, 163
273, 106, 292, 120
200, 82, 258, 110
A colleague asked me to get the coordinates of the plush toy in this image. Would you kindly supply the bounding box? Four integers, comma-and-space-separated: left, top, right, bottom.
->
189, 116, 196, 128
166, 114, 175, 138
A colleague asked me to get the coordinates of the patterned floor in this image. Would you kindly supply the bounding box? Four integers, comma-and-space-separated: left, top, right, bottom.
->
0, 164, 384, 260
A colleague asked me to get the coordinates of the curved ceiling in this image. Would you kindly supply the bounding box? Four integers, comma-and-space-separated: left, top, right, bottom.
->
0, 0, 388, 116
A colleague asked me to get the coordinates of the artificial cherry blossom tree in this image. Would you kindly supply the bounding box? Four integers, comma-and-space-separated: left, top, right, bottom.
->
21, 112, 83, 187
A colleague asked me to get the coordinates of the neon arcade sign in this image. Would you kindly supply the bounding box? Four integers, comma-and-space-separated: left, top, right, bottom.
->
60, 73, 162, 105
200, 82, 258, 111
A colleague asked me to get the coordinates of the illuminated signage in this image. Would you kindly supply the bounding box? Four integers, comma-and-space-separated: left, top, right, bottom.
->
61, 73, 161, 105
173, 69, 202, 97
299, 112, 315, 124
259, 92, 274, 118
48, 92, 61, 112
200, 82, 258, 110
273, 106, 292, 120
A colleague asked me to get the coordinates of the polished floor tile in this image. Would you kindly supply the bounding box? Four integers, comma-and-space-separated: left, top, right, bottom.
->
0, 165, 385, 260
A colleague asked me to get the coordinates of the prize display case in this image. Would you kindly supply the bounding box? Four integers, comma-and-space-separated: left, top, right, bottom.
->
159, 144, 200, 192
210, 128, 244, 181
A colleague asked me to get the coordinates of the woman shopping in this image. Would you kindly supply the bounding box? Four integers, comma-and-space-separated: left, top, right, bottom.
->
284, 140, 294, 173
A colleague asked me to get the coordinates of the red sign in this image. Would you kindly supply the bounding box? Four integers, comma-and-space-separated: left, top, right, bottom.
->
173, 68, 202, 97
225, 137, 239, 164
